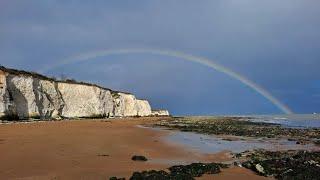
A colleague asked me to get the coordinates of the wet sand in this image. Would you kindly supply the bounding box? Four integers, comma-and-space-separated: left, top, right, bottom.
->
0, 118, 269, 179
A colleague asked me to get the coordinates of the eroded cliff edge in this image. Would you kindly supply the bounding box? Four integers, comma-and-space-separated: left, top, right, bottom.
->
0, 66, 169, 120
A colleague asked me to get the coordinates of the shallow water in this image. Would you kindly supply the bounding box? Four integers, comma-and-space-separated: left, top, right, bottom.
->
248, 114, 320, 128
140, 125, 319, 154
165, 131, 317, 154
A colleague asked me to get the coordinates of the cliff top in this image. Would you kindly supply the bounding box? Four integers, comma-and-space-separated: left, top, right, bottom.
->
0, 66, 132, 95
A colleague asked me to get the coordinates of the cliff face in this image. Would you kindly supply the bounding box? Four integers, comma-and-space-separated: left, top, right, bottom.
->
0, 67, 163, 120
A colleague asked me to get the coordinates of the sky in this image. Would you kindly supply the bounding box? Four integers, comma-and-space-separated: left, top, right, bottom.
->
0, 0, 319, 115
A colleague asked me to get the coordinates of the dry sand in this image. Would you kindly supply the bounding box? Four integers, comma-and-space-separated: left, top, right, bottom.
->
0, 118, 270, 179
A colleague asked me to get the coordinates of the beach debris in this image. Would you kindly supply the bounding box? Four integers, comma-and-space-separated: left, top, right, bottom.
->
131, 155, 148, 161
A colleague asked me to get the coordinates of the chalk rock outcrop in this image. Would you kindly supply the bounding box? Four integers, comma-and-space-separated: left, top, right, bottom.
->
151, 110, 170, 116
0, 66, 168, 120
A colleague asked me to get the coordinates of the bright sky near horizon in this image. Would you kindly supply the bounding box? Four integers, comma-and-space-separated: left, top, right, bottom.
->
0, 0, 319, 115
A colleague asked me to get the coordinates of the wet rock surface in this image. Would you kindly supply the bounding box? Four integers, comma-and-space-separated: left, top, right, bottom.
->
240, 150, 320, 179
155, 117, 320, 145
129, 163, 228, 180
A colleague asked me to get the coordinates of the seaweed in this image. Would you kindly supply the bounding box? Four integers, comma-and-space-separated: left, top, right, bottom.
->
241, 150, 320, 179
129, 163, 228, 180
154, 117, 320, 140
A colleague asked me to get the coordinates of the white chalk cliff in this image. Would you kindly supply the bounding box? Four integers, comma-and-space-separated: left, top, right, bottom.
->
0, 66, 169, 120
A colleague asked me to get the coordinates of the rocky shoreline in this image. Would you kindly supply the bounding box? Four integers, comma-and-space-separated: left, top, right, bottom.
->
109, 149, 320, 180
154, 117, 320, 146
240, 150, 320, 179
135, 116, 320, 179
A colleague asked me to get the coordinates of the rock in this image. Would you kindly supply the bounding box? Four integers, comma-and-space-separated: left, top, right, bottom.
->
151, 110, 170, 116
307, 160, 318, 165
233, 161, 242, 167
255, 164, 265, 174
131, 155, 148, 161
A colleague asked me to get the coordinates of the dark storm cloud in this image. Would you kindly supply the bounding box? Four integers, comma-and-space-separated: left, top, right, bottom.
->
0, 0, 319, 114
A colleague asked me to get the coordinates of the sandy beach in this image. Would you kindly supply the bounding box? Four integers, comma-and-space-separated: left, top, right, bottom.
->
0, 118, 269, 180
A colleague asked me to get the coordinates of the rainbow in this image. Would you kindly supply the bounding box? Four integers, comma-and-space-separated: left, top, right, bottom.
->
40, 48, 293, 114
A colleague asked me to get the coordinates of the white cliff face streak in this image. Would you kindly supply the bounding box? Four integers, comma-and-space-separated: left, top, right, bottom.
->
0, 66, 168, 120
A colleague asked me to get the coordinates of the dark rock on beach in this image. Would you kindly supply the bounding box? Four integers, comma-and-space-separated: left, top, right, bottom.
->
131, 155, 148, 161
